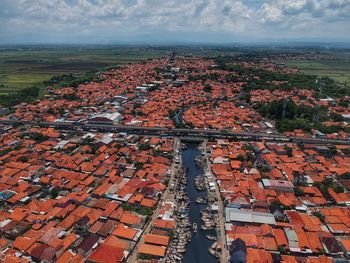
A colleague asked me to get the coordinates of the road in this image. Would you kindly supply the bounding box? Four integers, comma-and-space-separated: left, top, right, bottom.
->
126, 138, 181, 263
202, 140, 229, 263
1, 119, 349, 145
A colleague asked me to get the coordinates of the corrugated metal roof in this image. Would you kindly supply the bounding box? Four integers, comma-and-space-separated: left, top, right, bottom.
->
225, 208, 276, 225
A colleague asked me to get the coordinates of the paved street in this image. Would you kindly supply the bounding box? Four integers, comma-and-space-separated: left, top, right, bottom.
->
202, 140, 229, 263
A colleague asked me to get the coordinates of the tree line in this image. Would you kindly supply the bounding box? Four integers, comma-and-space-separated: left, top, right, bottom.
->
256, 99, 347, 133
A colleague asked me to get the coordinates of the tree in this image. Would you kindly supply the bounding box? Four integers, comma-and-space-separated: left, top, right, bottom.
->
340, 172, 350, 179
17, 156, 29, 163
333, 184, 344, 193
50, 188, 60, 199
323, 177, 333, 186
329, 146, 337, 156
58, 107, 65, 115
312, 211, 325, 223
338, 100, 349, 107
241, 92, 251, 103
63, 93, 79, 101
294, 186, 304, 196
203, 83, 212, 93
330, 112, 344, 122
139, 144, 151, 151
246, 152, 255, 162
285, 146, 293, 157
237, 154, 245, 161
278, 246, 286, 254
47, 108, 55, 115
135, 162, 143, 170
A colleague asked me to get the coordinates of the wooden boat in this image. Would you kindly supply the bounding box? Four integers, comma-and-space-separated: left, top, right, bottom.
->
209, 248, 220, 258
195, 197, 207, 204
211, 241, 218, 249
178, 249, 186, 253
206, 235, 217, 241
192, 222, 198, 233
170, 256, 181, 261
172, 254, 183, 260
201, 225, 213, 231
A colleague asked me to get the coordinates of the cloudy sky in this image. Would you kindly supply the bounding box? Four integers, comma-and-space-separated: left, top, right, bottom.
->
1, 0, 350, 44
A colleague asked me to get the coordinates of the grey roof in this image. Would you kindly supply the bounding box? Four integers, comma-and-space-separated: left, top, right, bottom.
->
225, 208, 276, 225
285, 229, 299, 249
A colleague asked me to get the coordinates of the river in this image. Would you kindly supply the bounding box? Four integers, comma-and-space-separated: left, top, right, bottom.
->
181, 142, 218, 263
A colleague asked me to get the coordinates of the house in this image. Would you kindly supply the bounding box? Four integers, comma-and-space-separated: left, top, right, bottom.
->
75, 233, 100, 256
87, 244, 125, 263
262, 179, 294, 192
322, 237, 343, 255
29, 243, 56, 262
138, 243, 166, 258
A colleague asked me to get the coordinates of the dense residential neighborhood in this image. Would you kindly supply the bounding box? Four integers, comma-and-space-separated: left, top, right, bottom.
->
0, 52, 349, 263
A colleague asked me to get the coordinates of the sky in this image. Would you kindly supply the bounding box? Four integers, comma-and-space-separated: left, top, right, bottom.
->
0, 0, 350, 44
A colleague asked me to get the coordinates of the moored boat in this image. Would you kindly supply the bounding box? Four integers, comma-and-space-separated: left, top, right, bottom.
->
206, 235, 217, 241
208, 247, 220, 258
192, 222, 198, 233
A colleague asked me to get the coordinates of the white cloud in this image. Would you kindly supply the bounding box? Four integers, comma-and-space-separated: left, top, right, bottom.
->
0, 0, 349, 43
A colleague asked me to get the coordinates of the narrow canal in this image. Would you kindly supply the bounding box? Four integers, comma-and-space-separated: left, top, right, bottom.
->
181, 142, 218, 263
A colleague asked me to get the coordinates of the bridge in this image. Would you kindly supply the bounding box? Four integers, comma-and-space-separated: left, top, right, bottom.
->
0, 119, 349, 145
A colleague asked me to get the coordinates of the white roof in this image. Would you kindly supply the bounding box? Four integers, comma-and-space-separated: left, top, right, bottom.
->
106, 193, 132, 202
211, 205, 219, 211
0, 219, 12, 228
225, 208, 276, 225
82, 133, 96, 139
54, 140, 69, 150
262, 178, 270, 187
285, 229, 299, 249
91, 112, 121, 121
101, 135, 113, 144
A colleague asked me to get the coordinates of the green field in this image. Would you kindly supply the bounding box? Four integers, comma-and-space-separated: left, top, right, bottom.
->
0, 46, 168, 94
284, 51, 350, 87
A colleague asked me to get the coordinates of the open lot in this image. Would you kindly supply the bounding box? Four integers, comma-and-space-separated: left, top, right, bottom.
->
283, 50, 350, 87
0, 46, 167, 94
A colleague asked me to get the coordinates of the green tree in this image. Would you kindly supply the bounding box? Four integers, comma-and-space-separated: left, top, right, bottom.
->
51, 188, 60, 199
285, 146, 293, 157
237, 154, 245, 161
17, 156, 29, 163
203, 83, 212, 93
330, 112, 344, 122
135, 162, 144, 170
294, 186, 304, 197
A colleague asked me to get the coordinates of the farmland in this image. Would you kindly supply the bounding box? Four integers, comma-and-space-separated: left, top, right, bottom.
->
0, 46, 168, 94
283, 50, 350, 87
